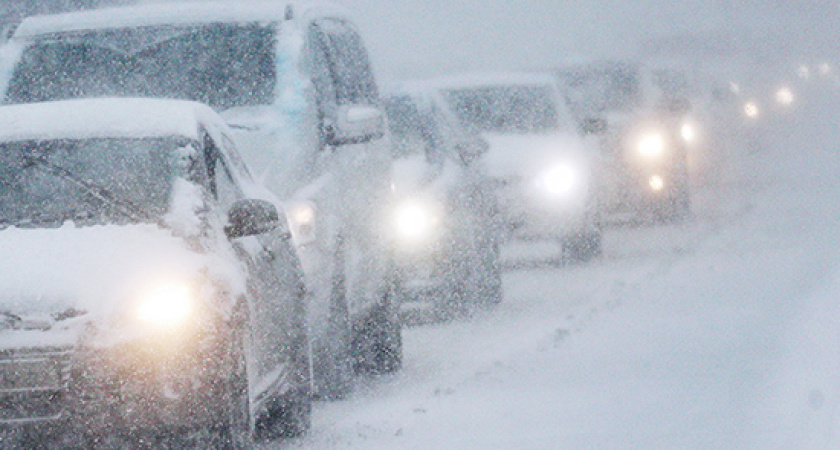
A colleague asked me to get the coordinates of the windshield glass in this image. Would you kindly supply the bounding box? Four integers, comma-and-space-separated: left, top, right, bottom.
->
5, 23, 276, 109
384, 97, 437, 159
565, 64, 643, 115
443, 85, 560, 133
0, 138, 178, 227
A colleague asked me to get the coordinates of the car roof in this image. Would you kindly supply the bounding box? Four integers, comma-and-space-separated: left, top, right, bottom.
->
0, 98, 224, 142
12, 1, 348, 38
421, 72, 561, 91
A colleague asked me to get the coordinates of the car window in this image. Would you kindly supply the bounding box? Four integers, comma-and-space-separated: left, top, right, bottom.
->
443, 84, 561, 133
5, 23, 277, 110
203, 134, 242, 211
313, 19, 379, 105
384, 96, 435, 159
0, 137, 177, 226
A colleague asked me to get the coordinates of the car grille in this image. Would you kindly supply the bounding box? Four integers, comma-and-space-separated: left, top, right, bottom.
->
0, 347, 73, 425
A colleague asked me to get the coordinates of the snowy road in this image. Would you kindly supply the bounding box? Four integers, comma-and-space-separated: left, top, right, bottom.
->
275, 86, 840, 449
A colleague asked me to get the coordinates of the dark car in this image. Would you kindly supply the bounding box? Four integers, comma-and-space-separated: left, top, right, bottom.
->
0, 98, 310, 447
384, 85, 503, 319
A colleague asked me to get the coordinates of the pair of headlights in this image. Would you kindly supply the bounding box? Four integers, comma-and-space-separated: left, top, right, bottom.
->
635, 123, 696, 158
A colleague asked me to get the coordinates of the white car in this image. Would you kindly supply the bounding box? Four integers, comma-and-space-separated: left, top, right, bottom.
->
383, 83, 503, 318
427, 72, 603, 261
0, 98, 309, 446
560, 61, 693, 222
0, 0, 401, 399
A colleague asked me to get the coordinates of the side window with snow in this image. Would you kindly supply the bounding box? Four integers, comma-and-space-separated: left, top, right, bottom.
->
312, 19, 378, 106
307, 25, 339, 147
203, 134, 242, 211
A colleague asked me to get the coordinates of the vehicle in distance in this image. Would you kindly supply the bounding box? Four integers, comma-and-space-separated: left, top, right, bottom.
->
383, 83, 503, 320
428, 72, 603, 261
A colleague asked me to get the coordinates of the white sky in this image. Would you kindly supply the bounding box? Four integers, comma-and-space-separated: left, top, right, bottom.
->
333, 0, 839, 82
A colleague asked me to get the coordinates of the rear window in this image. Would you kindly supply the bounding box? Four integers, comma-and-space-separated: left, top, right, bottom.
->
5, 23, 277, 110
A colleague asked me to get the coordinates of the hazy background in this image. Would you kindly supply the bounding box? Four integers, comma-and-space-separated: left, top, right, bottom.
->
332, 1, 840, 83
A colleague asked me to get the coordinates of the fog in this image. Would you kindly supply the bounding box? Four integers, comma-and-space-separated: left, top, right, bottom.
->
2, 0, 840, 448
332, 0, 840, 82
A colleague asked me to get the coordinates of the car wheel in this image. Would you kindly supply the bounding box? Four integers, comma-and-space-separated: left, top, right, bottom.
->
311, 235, 355, 400
255, 387, 312, 439
562, 230, 603, 262
353, 287, 403, 375
213, 324, 253, 449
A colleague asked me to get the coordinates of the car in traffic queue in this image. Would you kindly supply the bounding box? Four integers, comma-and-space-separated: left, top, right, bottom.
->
560, 60, 693, 222
426, 72, 604, 262
0, 98, 310, 447
383, 83, 503, 319
0, 0, 402, 400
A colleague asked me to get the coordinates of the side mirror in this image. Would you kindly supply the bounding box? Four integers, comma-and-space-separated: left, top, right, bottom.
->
454, 137, 489, 166
225, 199, 285, 239
330, 104, 385, 146
580, 117, 607, 135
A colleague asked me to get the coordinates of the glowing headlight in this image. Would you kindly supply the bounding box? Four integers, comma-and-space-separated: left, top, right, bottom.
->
291, 204, 315, 225
136, 284, 194, 327
540, 165, 576, 195
680, 123, 695, 143
394, 200, 437, 240
775, 87, 794, 106
649, 175, 665, 191
819, 62, 832, 76
744, 101, 759, 119
638, 133, 665, 157
797, 65, 810, 80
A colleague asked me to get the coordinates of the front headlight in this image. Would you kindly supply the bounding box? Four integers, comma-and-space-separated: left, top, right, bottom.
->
540, 164, 577, 196
680, 123, 695, 143
743, 101, 759, 119
638, 133, 665, 157
135, 283, 194, 327
393, 200, 439, 241
775, 87, 794, 106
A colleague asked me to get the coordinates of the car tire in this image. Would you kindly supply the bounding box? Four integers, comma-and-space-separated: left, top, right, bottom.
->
352, 286, 403, 375
255, 388, 312, 440
562, 230, 603, 262
216, 327, 253, 449
466, 240, 503, 306
311, 235, 355, 400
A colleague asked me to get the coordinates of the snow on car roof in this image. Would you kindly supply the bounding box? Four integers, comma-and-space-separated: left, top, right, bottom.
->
13, 1, 347, 38
0, 98, 221, 142
422, 72, 561, 91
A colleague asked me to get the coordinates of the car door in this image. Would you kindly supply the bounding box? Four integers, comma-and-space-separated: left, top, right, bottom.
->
206, 132, 308, 406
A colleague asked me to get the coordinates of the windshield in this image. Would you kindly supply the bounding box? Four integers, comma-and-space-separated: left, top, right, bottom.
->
565, 64, 643, 115
0, 138, 178, 227
443, 85, 560, 133
5, 23, 276, 109
384, 97, 437, 159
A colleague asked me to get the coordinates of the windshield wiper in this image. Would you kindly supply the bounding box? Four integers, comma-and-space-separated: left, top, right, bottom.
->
21, 154, 165, 227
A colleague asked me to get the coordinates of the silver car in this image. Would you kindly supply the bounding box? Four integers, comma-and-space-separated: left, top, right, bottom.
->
0, 98, 309, 447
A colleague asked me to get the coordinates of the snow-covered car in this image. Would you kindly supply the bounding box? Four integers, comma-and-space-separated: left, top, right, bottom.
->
0, 98, 310, 447
428, 72, 603, 261
560, 60, 693, 221
0, 0, 401, 399
383, 84, 503, 318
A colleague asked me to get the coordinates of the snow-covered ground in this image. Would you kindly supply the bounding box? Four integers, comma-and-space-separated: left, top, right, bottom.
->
265, 81, 840, 449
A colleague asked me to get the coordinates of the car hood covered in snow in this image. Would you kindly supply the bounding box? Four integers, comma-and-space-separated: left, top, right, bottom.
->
480, 132, 596, 179
0, 223, 245, 349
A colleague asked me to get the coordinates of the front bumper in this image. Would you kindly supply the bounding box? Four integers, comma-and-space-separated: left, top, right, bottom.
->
0, 330, 234, 436
494, 179, 590, 240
